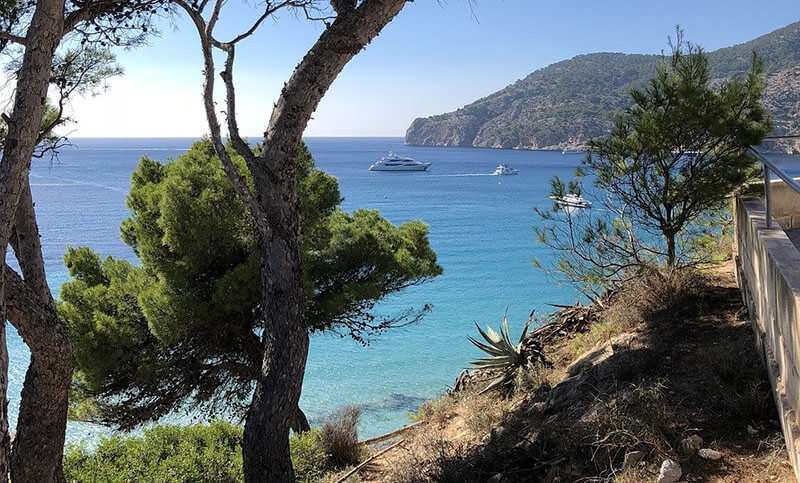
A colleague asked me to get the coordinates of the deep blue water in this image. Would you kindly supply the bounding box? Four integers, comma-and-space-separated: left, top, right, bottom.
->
14, 137, 797, 444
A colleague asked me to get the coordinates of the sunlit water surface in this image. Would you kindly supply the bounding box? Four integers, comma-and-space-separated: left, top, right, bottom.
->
13, 137, 796, 444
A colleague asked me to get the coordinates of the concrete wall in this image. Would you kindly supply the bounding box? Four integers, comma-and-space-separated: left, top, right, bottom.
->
734, 192, 800, 481
765, 178, 800, 230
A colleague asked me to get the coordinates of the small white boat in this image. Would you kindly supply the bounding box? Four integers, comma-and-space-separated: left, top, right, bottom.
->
369, 152, 431, 171
490, 164, 519, 176
549, 193, 592, 208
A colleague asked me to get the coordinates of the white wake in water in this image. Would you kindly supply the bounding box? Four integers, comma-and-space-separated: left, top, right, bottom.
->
30, 174, 125, 192
427, 173, 494, 178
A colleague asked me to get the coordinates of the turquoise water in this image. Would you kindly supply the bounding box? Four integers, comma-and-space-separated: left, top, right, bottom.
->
12, 137, 585, 443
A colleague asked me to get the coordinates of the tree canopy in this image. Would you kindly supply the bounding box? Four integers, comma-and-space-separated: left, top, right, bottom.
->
535, 36, 771, 300
0, 0, 169, 478
59, 140, 441, 429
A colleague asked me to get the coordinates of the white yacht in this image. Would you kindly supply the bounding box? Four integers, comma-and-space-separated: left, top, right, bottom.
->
369, 152, 431, 171
490, 164, 519, 176
549, 193, 592, 208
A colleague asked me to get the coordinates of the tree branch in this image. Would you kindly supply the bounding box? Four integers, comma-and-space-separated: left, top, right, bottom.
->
174, 0, 265, 223
220, 46, 257, 165
261, 0, 410, 162
0, 31, 26, 46
1, 261, 67, 354
222, 1, 313, 46
206, 0, 224, 36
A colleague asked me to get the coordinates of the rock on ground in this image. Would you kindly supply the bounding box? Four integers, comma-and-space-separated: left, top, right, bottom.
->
698, 448, 723, 460
657, 459, 682, 483
679, 434, 704, 455
622, 450, 646, 469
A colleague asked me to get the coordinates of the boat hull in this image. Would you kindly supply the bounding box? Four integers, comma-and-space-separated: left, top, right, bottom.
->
369, 164, 430, 172
558, 201, 592, 208
549, 195, 592, 208
490, 164, 519, 175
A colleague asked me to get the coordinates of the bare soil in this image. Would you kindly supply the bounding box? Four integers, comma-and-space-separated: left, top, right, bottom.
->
352, 262, 795, 482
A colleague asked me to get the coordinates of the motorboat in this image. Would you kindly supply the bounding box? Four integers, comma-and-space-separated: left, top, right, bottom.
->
369, 152, 431, 171
549, 193, 592, 208
490, 164, 519, 176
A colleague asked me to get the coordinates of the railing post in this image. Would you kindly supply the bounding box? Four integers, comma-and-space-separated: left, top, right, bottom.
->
764, 164, 772, 229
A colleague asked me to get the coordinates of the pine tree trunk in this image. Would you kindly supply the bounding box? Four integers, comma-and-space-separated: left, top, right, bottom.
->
9, 185, 72, 483
666, 233, 677, 267
195, 2, 411, 479
0, 0, 65, 480
0, 324, 7, 483
0, 264, 69, 482
242, 147, 309, 483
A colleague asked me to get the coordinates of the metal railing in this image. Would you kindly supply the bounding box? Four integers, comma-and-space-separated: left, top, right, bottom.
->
750, 135, 800, 229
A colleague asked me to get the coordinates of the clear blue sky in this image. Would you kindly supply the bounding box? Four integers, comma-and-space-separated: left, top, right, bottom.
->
69, 0, 800, 137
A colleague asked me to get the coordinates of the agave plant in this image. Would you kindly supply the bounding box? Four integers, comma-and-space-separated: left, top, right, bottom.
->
468, 311, 535, 394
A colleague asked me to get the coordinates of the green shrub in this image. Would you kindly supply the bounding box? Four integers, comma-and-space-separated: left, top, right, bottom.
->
290, 428, 330, 483
63, 421, 243, 483
63, 418, 361, 482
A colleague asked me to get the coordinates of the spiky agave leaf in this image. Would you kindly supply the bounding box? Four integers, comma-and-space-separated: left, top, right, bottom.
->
467, 311, 536, 394
501, 315, 514, 348
480, 373, 510, 394
518, 310, 535, 343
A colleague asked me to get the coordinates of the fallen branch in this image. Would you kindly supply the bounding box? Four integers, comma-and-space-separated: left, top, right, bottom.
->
526, 303, 600, 345
336, 438, 406, 482
358, 421, 422, 446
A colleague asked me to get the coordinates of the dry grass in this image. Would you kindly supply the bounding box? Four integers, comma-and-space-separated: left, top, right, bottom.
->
743, 433, 793, 481
462, 394, 506, 436
611, 266, 709, 323
727, 381, 774, 422
382, 433, 471, 483
567, 319, 628, 359
377, 384, 522, 482
412, 394, 459, 425
321, 405, 363, 468
703, 344, 775, 423
513, 362, 556, 395
613, 464, 658, 483
320, 470, 365, 483
414, 389, 508, 436
578, 381, 679, 477
368, 263, 794, 482
567, 267, 708, 360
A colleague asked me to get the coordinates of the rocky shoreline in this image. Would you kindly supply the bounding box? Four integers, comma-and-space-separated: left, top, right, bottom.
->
405, 23, 800, 154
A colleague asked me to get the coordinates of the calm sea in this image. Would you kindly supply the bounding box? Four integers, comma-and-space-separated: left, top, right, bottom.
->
13, 137, 796, 444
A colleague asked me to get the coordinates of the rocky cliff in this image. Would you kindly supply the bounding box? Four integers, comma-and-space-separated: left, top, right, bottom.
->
406, 22, 800, 153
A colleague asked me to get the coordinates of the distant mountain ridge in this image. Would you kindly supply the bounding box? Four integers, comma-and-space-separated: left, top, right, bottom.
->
405, 22, 800, 153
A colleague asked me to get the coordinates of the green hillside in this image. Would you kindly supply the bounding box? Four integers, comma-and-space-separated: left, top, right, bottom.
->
406, 22, 800, 152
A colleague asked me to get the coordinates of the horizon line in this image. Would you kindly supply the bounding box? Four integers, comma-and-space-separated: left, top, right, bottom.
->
65, 135, 406, 139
